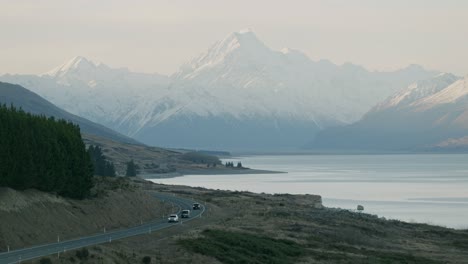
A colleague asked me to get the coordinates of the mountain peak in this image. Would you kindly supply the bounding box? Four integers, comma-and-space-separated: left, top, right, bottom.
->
218, 29, 268, 53
416, 74, 468, 107
400, 64, 427, 72
373, 72, 460, 112
280, 47, 303, 54
230, 28, 258, 40
237, 28, 254, 34
43, 56, 99, 77
175, 29, 271, 78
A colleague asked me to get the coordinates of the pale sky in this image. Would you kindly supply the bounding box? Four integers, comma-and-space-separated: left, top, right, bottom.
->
1, 0, 467, 76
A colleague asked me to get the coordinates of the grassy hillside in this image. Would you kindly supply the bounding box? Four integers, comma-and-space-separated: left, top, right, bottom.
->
2, 179, 468, 263
117, 184, 468, 264
82, 134, 247, 176
0, 177, 168, 250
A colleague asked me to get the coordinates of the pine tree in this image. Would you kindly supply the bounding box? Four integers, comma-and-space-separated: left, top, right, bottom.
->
88, 145, 116, 177
104, 161, 116, 177
0, 104, 93, 199
126, 159, 137, 177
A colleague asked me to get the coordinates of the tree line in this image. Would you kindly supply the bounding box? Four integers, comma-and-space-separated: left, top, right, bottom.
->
87, 145, 116, 177
87, 145, 137, 177
225, 161, 243, 168
0, 105, 93, 199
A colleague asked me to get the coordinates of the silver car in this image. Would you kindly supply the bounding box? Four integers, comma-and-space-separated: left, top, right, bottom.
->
181, 209, 191, 218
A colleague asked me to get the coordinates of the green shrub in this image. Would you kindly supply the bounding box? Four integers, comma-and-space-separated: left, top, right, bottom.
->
39, 258, 52, 264
142, 256, 151, 264
76, 247, 89, 260
179, 229, 306, 264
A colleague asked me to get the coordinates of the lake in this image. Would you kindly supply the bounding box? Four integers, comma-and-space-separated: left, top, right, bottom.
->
150, 154, 468, 229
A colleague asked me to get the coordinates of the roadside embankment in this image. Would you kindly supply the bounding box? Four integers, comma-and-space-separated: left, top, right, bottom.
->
0, 177, 168, 251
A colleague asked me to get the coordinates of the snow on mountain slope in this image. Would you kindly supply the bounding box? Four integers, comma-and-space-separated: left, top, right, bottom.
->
309, 74, 468, 151
0, 56, 170, 133
0, 30, 439, 150
44, 56, 102, 79
372, 73, 460, 112
415, 75, 468, 110
0, 81, 140, 145
172, 29, 437, 125
414, 75, 468, 130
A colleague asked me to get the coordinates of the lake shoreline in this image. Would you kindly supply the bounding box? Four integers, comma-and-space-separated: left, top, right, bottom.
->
149, 153, 468, 229
139, 167, 285, 179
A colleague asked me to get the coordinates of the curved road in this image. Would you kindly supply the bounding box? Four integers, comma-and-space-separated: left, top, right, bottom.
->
0, 193, 205, 264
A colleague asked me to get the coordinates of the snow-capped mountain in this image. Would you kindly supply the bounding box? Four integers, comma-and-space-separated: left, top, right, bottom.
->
171, 29, 437, 125
0, 81, 139, 145
415, 75, 468, 111
0, 30, 439, 150
309, 74, 468, 151
0, 56, 170, 134
372, 73, 460, 111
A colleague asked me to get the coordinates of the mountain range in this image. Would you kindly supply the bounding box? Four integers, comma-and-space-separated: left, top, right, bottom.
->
309, 73, 468, 151
0, 29, 440, 151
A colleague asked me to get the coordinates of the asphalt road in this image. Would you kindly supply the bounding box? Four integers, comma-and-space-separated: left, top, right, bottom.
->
0, 193, 205, 264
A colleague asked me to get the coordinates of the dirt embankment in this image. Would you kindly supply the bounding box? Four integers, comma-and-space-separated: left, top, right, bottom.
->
0, 177, 167, 250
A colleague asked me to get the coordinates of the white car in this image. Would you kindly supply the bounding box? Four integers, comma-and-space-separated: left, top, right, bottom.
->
168, 214, 179, 223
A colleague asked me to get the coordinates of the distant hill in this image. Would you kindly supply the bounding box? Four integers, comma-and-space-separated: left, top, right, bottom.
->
0, 81, 140, 145
308, 74, 468, 151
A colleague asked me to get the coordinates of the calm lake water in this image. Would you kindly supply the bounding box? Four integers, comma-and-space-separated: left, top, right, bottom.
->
151, 154, 468, 229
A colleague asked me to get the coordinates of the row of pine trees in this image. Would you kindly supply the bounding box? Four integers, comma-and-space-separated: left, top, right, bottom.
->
225, 161, 243, 168
87, 145, 137, 177
0, 105, 93, 199
0, 105, 142, 198
87, 145, 116, 177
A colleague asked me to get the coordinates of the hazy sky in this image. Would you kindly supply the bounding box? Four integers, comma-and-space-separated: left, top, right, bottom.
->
1, 0, 467, 76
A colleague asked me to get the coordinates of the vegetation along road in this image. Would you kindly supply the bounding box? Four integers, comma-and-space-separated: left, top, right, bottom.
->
0, 193, 204, 264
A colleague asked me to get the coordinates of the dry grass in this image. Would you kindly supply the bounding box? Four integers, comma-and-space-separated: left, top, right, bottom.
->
0, 177, 168, 250
83, 134, 185, 175
82, 134, 232, 176
10, 180, 468, 264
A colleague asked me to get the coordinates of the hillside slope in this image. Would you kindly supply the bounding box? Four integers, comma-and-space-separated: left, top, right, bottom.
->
0, 81, 140, 145
7, 182, 467, 264
0, 177, 166, 250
